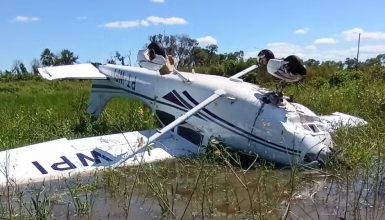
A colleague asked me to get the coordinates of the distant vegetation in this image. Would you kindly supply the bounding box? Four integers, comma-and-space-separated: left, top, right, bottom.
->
2, 34, 385, 81
1, 48, 78, 76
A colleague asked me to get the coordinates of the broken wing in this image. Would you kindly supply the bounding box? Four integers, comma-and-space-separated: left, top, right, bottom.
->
0, 130, 198, 185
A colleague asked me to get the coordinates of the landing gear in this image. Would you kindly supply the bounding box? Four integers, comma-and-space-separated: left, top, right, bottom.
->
284, 55, 306, 77
147, 42, 166, 60
257, 49, 307, 83
257, 49, 307, 105
257, 49, 275, 65
137, 42, 176, 74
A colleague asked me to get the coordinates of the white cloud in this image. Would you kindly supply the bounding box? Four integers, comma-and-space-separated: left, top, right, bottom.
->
342, 27, 385, 41
265, 42, 306, 58
101, 16, 187, 29
145, 16, 186, 25
243, 28, 385, 61
140, 20, 150, 27
324, 45, 385, 61
196, 36, 217, 46
77, 16, 88, 20
103, 20, 141, 29
245, 42, 308, 59
294, 28, 309, 35
244, 41, 377, 61
358, 45, 385, 55
314, 38, 337, 45
304, 45, 317, 50
151, 0, 165, 3
12, 16, 40, 23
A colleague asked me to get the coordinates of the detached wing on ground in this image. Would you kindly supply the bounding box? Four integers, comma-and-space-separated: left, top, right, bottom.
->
0, 130, 198, 185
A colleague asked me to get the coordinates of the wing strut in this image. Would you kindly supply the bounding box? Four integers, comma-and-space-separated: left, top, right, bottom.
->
115, 89, 226, 166
229, 64, 258, 81
148, 89, 226, 143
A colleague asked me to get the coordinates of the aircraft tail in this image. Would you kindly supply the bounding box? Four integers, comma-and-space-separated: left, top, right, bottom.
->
38, 63, 107, 80
37, 64, 128, 118
320, 112, 367, 132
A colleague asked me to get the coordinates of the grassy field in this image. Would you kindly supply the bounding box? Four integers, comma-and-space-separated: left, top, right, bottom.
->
0, 79, 158, 150
0, 67, 385, 219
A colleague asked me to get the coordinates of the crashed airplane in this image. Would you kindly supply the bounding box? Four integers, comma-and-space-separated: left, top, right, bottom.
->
0, 45, 367, 184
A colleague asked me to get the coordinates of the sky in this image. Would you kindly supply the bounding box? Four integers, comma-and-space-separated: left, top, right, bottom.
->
1, 0, 385, 71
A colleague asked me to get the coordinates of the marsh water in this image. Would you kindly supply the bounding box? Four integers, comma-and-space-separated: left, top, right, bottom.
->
2, 158, 385, 219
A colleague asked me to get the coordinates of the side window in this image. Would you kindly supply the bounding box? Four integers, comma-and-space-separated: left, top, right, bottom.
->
177, 125, 202, 146
155, 110, 175, 126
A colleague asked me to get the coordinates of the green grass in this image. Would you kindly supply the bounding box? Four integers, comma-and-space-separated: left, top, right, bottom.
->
0, 79, 158, 150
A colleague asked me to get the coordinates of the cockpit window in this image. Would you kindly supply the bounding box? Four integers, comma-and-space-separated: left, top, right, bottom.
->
177, 125, 202, 146
155, 110, 175, 126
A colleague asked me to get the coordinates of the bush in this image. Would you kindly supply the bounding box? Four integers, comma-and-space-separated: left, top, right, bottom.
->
328, 70, 363, 87
0, 72, 42, 82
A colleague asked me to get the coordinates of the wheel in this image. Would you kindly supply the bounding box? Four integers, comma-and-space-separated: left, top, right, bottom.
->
284, 55, 306, 76
147, 42, 166, 60
257, 49, 275, 65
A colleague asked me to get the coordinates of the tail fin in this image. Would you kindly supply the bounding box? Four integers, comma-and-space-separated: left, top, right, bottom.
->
38, 64, 107, 80
37, 64, 131, 119
320, 112, 367, 132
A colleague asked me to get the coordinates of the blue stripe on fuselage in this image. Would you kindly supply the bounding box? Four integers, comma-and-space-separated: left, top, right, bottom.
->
91, 84, 187, 112
181, 91, 301, 156
172, 90, 300, 155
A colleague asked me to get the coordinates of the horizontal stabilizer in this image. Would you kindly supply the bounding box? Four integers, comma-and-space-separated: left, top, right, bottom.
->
0, 130, 198, 185
320, 112, 367, 132
38, 63, 107, 80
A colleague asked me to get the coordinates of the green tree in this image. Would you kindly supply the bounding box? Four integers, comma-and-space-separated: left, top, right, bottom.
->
148, 34, 198, 67
19, 62, 28, 73
56, 49, 78, 65
31, 58, 41, 75
225, 51, 244, 61
206, 44, 218, 54
376, 54, 385, 65
107, 51, 131, 66
304, 59, 320, 67
191, 47, 209, 66
344, 57, 358, 70
11, 60, 28, 74
40, 48, 56, 66
206, 44, 218, 65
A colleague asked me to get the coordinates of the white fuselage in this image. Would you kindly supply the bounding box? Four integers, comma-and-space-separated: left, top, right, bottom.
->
89, 64, 332, 165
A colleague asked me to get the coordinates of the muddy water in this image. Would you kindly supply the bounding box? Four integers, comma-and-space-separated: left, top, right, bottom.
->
2, 159, 385, 219
1, 172, 165, 219
281, 169, 385, 220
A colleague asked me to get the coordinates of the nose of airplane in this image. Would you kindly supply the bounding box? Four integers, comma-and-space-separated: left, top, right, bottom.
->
303, 147, 332, 167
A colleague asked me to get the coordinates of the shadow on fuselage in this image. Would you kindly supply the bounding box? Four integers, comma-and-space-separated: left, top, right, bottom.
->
201, 143, 294, 170
201, 141, 338, 170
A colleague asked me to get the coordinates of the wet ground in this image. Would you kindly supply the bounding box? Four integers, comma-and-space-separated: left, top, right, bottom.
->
2, 159, 385, 219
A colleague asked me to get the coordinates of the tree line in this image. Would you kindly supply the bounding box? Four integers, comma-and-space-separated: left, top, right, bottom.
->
1, 34, 384, 84
4, 48, 79, 75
